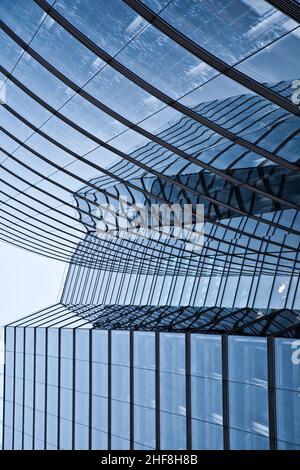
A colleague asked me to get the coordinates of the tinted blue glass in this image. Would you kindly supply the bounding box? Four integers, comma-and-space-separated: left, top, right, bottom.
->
60, 388, 72, 420
160, 372, 186, 416
191, 376, 223, 425
92, 429, 107, 450
36, 328, 46, 355
160, 333, 185, 374
276, 389, 300, 447
14, 429, 22, 450
75, 423, 89, 450
92, 395, 108, 433
35, 382, 45, 412
111, 364, 130, 402
228, 337, 269, 444
160, 412, 186, 450
75, 360, 89, 393
111, 400, 130, 447
275, 338, 300, 392
15, 327, 24, 353
92, 362, 108, 397
230, 428, 269, 450
159, 0, 296, 65
228, 336, 268, 385
47, 356, 58, 386
191, 334, 221, 378
3, 426, 12, 450
60, 329, 73, 359
46, 414, 57, 448
134, 368, 155, 409
55, 0, 148, 56
47, 328, 59, 357
60, 358, 73, 389
24, 379, 33, 417
229, 381, 269, 438
5, 327, 14, 352
47, 384, 58, 416
34, 410, 44, 448
60, 418, 72, 450
75, 391, 89, 426
75, 329, 89, 361
192, 419, 223, 450
134, 405, 156, 449
111, 331, 129, 366
0, 0, 52, 42
134, 331, 155, 370
35, 354, 46, 384
23, 405, 33, 448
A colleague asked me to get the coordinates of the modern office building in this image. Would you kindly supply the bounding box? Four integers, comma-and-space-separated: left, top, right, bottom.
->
1, 0, 300, 450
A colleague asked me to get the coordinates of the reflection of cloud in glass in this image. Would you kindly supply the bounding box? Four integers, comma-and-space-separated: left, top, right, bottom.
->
278, 281, 287, 295
126, 15, 147, 34
186, 62, 211, 78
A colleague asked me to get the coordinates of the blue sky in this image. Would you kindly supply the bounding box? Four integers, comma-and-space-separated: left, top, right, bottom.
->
0, 240, 66, 326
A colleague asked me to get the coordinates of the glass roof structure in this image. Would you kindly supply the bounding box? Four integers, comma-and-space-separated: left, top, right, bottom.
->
2, 1, 300, 452
0, 0, 299, 271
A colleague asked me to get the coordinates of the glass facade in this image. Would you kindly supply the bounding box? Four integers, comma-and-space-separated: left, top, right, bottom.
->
1, 0, 300, 451
2, 320, 300, 450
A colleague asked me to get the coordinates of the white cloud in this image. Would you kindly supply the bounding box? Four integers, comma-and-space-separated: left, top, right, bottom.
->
186, 62, 211, 77
143, 95, 160, 106
91, 57, 103, 72
126, 15, 147, 34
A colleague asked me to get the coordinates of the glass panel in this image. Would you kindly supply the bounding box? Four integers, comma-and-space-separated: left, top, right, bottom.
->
160, 412, 186, 450
276, 389, 300, 447
60, 418, 72, 450
134, 368, 155, 409
0, 0, 52, 43
160, 333, 185, 374
275, 338, 300, 392
134, 331, 155, 370
117, 24, 217, 99
111, 400, 130, 448
237, 29, 300, 101
191, 376, 223, 426
92, 395, 108, 433
75, 329, 90, 361
160, 372, 186, 416
228, 336, 268, 386
228, 336, 269, 445
158, 0, 296, 65
55, 0, 148, 56
75, 391, 89, 426
191, 334, 222, 378
134, 405, 156, 449
192, 419, 223, 450
230, 428, 269, 450
92, 362, 108, 397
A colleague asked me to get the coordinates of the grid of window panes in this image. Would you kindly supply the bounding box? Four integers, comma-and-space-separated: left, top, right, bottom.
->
0, 0, 299, 264
2, 324, 300, 450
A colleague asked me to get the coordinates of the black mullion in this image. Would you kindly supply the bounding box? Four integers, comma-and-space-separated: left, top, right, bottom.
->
107, 330, 112, 450
57, 328, 61, 449
21, 327, 26, 450
44, 328, 48, 450
155, 331, 160, 450
72, 328, 76, 450
267, 336, 277, 450
11, 327, 16, 450
130, 331, 134, 450
221, 334, 230, 450
32, 327, 36, 450
185, 333, 191, 450
1, 326, 7, 449
88, 329, 92, 450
